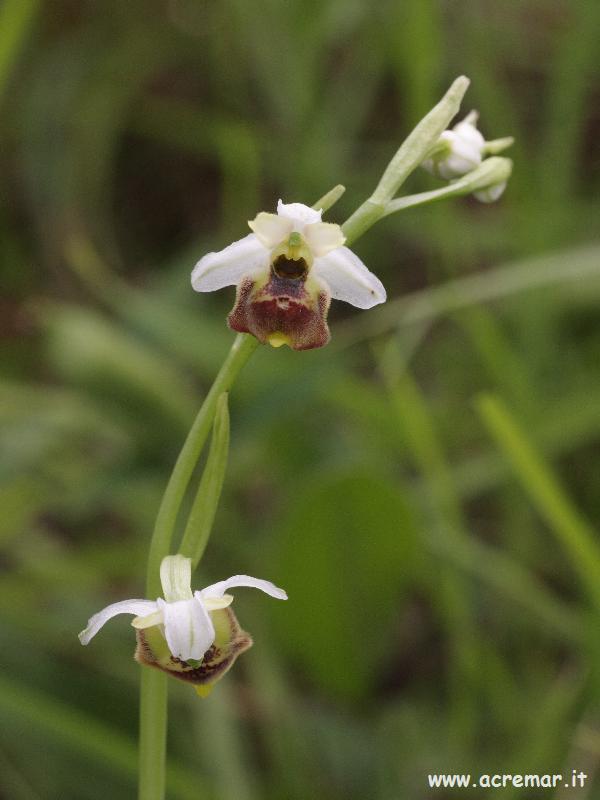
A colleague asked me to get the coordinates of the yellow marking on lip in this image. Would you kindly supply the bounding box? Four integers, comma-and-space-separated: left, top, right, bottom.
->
267, 332, 291, 348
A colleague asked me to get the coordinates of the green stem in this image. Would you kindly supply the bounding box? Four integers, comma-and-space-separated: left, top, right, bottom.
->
138, 671, 167, 800
179, 392, 231, 568
384, 157, 512, 216
144, 332, 258, 598
139, 332, 259, 800
371, 75, 469, 205
342, 75, 470, 245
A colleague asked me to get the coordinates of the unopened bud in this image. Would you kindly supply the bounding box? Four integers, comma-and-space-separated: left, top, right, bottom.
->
422, 111, 513, 180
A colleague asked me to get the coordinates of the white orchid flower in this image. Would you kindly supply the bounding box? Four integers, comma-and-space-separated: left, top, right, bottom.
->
191, 200, 386, 350
79, 555, 287, 663
422, 110, 514, 185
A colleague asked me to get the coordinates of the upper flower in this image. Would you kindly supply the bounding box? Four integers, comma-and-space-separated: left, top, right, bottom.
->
191, 200, 386, 350
79, 555, 287, 663
421, 111, 514, 204
422, 111, 486, 179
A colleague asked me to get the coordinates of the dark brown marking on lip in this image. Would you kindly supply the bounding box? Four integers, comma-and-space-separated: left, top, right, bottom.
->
134, 606, 253, 687
272, 255, 308, 280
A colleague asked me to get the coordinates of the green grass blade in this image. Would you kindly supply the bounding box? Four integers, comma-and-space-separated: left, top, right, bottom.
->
476, 393, 600, 610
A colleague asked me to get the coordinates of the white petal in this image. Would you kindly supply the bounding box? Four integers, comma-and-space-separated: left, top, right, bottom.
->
276, 199, 322, 229
191, 234, 268, 292
438, 130, 482, 179
199, 574, 288, 601
248, 212, 293, 248
202, 593, 234, 611
453, 118, 485, 150
159, 597, 215, 661
160, 554, 193, 603
79, 599, 158, 645
313, 247, 386, 309
303, 222, 346, 257
131, 609, 164, 629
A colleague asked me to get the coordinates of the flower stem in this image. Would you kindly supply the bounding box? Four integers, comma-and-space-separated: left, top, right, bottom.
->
178, 392, 231, 568
144, 332, 259, 597
138, 670, 167, 800
138, 331, 259, 800
342, 75, 470, 245
384, 157, 513, 216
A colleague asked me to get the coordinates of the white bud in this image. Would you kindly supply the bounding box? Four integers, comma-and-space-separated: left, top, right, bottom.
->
422, 111, 512, 182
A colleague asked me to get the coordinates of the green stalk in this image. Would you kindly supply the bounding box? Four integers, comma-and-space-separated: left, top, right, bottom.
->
384, 157, 512, 216
342, 75, 470, 245
139, 332, 258, 800
138, 671, 168, 800
179, 392, 231, 568
145, 332, 258, 598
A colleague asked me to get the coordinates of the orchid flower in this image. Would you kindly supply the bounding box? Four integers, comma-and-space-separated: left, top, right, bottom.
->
191, 200, 386, 350
421, 111, 514, 201
79, 555, 287, 668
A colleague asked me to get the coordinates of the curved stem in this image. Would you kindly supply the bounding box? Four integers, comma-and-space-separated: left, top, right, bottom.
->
144, 332, 259, 598
342, 76, 470, 245
179, 392, 230, 568
138, 332, 259, 800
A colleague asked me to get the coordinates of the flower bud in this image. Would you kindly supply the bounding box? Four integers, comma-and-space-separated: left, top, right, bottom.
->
422, 111, 513, 181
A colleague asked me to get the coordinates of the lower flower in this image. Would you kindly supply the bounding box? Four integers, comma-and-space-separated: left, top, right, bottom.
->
79, 555, 287, 694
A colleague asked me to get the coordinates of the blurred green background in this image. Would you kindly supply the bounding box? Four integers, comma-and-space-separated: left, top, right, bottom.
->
2, 0, 600, 798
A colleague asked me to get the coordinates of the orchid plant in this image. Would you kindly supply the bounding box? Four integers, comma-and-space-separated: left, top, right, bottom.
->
78, 75, 512, 800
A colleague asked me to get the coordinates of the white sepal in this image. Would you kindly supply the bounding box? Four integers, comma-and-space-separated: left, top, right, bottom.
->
158, 596, 215, 662
199, 574, 288, 601
131, 609, 164, 629
313, 247, 387, 309
276, 200, 322, 227
78, 599, 158, 645
191, 234, 268, 292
